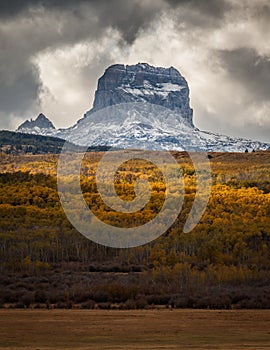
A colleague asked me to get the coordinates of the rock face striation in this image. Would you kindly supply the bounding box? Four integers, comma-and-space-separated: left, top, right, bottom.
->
16, 63, 270, 152
92, 63, 193, 126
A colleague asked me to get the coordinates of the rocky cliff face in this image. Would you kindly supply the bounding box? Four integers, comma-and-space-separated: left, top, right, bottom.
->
92, 63, 193, 126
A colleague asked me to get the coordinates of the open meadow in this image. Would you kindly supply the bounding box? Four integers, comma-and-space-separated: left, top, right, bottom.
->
0, 309, 270, 349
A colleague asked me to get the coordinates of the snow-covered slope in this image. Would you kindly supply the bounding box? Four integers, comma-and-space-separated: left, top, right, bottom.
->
62, 102, 269, 152
17, 63, 270, 152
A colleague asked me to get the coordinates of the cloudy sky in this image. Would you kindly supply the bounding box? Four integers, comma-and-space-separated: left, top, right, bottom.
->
0, 0, 270, 142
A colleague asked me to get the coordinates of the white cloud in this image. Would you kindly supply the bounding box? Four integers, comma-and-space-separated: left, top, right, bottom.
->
33, 29, 122, 128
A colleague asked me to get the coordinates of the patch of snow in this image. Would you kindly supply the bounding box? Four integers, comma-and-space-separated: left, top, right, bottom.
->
159, 83, 186, 92
117, 80, 186, 100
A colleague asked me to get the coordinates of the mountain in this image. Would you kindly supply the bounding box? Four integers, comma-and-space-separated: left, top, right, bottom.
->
17, 113, 56, 136
91, 63, 193, 126
16, 63, 270, 152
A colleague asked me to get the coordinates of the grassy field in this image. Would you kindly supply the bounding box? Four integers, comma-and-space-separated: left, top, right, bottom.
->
0, 309, 270, 349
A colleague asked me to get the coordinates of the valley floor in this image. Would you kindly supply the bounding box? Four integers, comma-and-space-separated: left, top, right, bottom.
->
0, 309, 270, 349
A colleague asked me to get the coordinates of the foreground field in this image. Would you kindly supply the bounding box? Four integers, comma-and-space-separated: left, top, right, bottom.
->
0, 309, 270, 349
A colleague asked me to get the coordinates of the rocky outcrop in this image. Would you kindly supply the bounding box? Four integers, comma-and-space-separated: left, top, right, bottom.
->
17, 113, 56, 135
18, 113, 55, 131
92, 63, 193, 126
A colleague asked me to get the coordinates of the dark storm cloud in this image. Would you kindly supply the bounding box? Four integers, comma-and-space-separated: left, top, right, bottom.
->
0, 0, 32, 17
162, 0, 232, 34
0, 0, 87, 17
0, 64, 40, 115
165, 0, 230, 19
219, 48, 270, 102
0, 0, 163, 43
0, 0, 165, 129
74, 0, 164, 44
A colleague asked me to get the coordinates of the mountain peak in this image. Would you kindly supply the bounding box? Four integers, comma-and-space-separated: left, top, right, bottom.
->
17, 113, 55, 133
92, 63, 193, 126
36, 113, 50, 123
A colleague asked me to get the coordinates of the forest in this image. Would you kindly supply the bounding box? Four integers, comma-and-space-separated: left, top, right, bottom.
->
0, 150, 270, 309
0, 130, 110, 155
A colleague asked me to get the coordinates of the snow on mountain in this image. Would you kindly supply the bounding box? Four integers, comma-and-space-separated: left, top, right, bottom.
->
62, 102, 269, 152
17, 113, 57, 136
117, 81, 185, 99
16, 63, 270, 152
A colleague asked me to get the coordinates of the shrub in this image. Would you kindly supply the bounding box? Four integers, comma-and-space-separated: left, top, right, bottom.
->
34, 290, 47, 303
135, 297, 148, 309
123, 299, 136, 310
22, 293, 34, 308
98, 302, 111, 310
80, 300, 95, 309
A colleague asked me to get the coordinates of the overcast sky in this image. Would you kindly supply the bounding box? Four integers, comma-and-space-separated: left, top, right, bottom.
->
0, 0, 270, 142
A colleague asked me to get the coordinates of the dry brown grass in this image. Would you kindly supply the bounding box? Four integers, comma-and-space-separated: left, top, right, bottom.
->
0, 309, 270, 349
